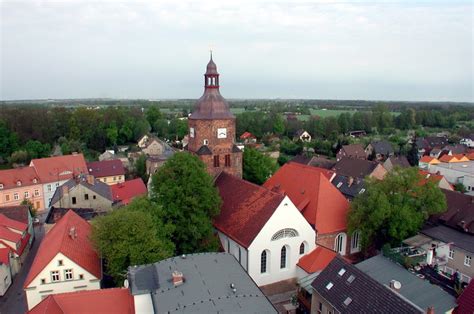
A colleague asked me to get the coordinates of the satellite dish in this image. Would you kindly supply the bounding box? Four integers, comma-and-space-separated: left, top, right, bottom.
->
124, 279, 129, 288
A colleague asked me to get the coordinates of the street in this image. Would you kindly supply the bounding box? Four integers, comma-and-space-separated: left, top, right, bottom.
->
0, 224, 45, 314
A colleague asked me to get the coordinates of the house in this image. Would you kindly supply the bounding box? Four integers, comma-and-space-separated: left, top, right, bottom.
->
443, 144, 468, 155
418, 156, 440, 170
427, 160, 474, 195
87, 160, 125, 185
331, 175, 366, 201
356, 254, 456, 313
0, 247, 13, 296
310, 257, 423, 313
110, 178, 147, 205
460, 134, 474, 148
456, 280, 474, 313
418, 170, 454, 191
137, 134, 150, 148
30, 154, 88, 209
336, 144, 366, 161
292, 155, 337, 170
141, 137, 172, 157
263, 162, 359, 257
24, 210, 101, 310
439, 154, 461, 163
429, 148, 443, 159
0, 205, 35, 246
50, 174, 114, 211
0, 213, 31, 276
215, 172, 316, 286
295, 129, 312, 142
425, 136, 449, 149
240, 131, 257, 144
332, 157, 387, 180
365, 140, 394, 160
45, 207, 105, 225
27, 288, 135, 314
347, 130, 366, 138
98, 150, 116, 161
296, 246, 338, 313
0, 167, 44, 211
383, 155, 411, 171
127, 253, 277, 313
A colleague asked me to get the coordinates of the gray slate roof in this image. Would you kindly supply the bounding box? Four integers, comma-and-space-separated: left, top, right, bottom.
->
128, 253, 276, 314
356, 255, 456, 313
50, 174, 113, 206
370, 140, 394, 155
311, 257, 423, 313
331, 174, 365, 200
421, 225, 474, 254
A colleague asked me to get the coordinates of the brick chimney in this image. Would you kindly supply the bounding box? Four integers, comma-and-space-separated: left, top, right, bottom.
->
426, 306, 434, 314
172, 270, 184, 287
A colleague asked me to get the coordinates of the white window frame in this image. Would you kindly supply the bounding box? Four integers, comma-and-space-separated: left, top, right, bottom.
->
24, 191, 30, 198
47, 184, 52, 192
448, 249, 454, 259
51, 270, 60, 282
464, 255, 471, 267
64, 269, 73, 281
13, 193, 19, 201
34, 189, 40, 197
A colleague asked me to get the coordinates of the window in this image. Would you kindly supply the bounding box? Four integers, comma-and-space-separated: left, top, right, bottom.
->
0, 184, 3, 190
225, 154, 231, 167
14, 193, 19, 201
84, 194, 89, 200
465, 255, 472, 267
335, 233, 347, 255
238, 247, 241, 263
47, 184, 52, 192
351, 231, 361, 252
318, 302, 323, 314
203, 139, 209, 145
64, 269, 73, 280
72, 197, 77, 205
347, 275, 356, 283
260, 250, 268, 273
58, 260, 63, 266
280, 246, 287, 269
79, 274, 84, 280
227, 239, 230, 252
271, 228, 299, 241
24, 191, 29, 198
118, 176, 122, 180
336, 182, 342, 188
103, 177, 107, 183
344, 297, 352, 306
17, 180, 22, 186
325, 282, 333, 290
449, 249, 454, 259
93, 195, 96, 200
359, 188, 366, 194
41, 279, 46, 284
5, 195, 10, 202
338, 268, 346, 276
113, 176, 117, 181
34, 189, 40, 197
55, 182, 60, 187
33, 178, 38, 183
36, 202, 40, 209
213, 155, 220, 167
299, 242, 306, 255
51, 270, 60, 282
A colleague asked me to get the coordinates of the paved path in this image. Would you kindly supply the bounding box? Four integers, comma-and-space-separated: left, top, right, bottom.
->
0, 224, 44, 314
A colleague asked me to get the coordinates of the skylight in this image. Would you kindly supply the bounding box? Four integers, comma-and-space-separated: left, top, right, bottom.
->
338, 268, 346, 276
347, 275, 355, 283
344, 297, 352, 306
326, 282, 334, 290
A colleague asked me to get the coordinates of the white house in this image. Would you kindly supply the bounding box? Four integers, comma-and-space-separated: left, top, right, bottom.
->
214, 172, 316, 286
0, 247, 13, 296
24, 210, 101, 310
295, 130, 312, 142
460, 134, 474, 148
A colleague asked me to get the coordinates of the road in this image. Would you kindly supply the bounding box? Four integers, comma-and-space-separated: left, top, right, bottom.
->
0, 224, 45, 314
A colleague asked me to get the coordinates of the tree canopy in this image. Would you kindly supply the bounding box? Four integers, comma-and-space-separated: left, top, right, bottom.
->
348, 167, 446, 251
243, 147, 278, 185
151, 152, 221, 254
91, 197, 175, 284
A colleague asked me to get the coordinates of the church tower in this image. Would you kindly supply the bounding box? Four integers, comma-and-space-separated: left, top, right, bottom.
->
187, 54, 242, 178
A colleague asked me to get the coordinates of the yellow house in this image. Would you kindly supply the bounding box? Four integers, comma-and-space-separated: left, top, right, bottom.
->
86, 160, 125, 186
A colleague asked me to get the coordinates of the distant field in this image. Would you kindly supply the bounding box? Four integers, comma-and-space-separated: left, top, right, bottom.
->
310, 109, 358, 117
230, 108, 247, 114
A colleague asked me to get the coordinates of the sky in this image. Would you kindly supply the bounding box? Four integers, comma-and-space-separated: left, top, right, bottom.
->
1, 0, 473, 102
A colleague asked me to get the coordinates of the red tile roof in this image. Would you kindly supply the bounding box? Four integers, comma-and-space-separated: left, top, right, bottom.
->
0, 213, 28, 232
0, 247, 11, 265
0, 167, 40, 189
30, 154, 88, 183
419, 156, 436, 163
240, 132, 256, 139
87, 160, 125, 178
467, 152, 474, 160
297, 246, 337, 274
24, 210, 101, 287
27, 288, 135, 314
111, 179, 147, 205
0, 226, 21, 244
418, 170, 447, 187
264, 162, 349, 234
439, 155, 458, 163
456, 280, 474, 314
214, 172, 285, 248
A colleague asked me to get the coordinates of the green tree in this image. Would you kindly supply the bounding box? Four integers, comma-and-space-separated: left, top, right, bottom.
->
145, 106, 163, 130
151, 153, 221, 254
24, 140, 51, 159
9, 150, 29, 165
348, 167, 446, 251
454, 183, 466, 193
243, 147, 278, 185
134, 154, 148, 184
407, 139, 419, 166
0, 120, 19, 162
272, 114, 285, 135
91, 199, 174, 284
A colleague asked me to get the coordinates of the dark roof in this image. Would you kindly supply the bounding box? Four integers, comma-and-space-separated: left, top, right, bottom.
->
128, 253, 276, 313
421, 225, 474, 254
332, 157, 380, 179
196, 145, 212, 155
438, 190, 474, 234
356, 255, 456, 312
311, 257, 422, 313
50, 174, 113, 206
424, 136, 448, 148
331, 175, 365, 200
456, 280, 474, 313
214, 172, 284, 248
443, 144, 467, 154
385, 156, 411, 169
0, 205, 30, 224
291, 155, 312, 165
232, 144, 242, 153
291, 155, 336, 170
45, 207, 105, 224
87, 160, 125, 178
340, 144, 366, 159
370, 140, 394, 155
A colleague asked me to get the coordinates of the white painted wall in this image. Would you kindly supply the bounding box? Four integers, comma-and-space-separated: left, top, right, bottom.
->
42, 180, 68, 208
247, 196, 316, 286
25, 252, 100, 310
217, 232, 248, 271
0, 263, 12, 296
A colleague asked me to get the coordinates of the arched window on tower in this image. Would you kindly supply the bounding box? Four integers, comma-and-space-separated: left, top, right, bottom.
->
351, 230, 361, 253
335, 233, 347, 255
280, 246, 288, 269
299, 242, 306, 255
261, 250, 268, 273
271, 228, 299, 241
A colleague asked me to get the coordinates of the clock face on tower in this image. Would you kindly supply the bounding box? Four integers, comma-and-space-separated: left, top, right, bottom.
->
217, 128, 227, 139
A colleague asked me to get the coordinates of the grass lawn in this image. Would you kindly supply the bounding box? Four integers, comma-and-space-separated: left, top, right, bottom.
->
309, 109, 357, 117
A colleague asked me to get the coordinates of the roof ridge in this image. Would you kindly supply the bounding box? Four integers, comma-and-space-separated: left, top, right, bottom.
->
219, 172, 283, 198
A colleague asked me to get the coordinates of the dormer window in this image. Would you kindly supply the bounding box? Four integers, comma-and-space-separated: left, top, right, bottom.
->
0, 183, 3, 190
17, 180, 22, 186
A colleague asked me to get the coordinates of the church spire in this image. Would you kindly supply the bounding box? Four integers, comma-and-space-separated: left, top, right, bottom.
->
205, 53, 219, 88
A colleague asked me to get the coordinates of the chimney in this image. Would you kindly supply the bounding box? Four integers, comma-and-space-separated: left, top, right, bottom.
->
348, 177, 354, 187
62, 185, 69, 194
389, 280, 402, 291
426, 306, 435, 314
172, 270, 184, 287
86, 175, 95, 185
69, 226, 77, 239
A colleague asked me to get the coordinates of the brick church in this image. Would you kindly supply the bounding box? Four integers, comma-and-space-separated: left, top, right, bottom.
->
187, 55, 242, 178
